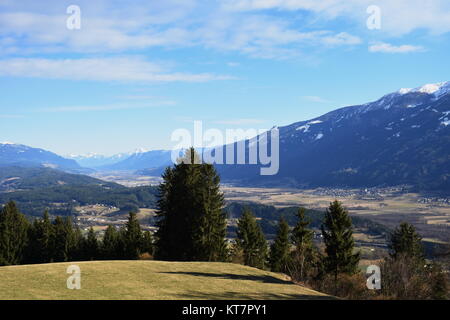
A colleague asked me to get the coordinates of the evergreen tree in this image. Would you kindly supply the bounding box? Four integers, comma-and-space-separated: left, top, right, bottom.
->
141, 230, 154, 256
236, 208, 267, 269
102, 225, 119, 259
155, 148, 228, 262
321, 200, 360, 282
289, 208, 315, 281
84, 227, 99, 261
24, 219, 40, 264
388, 222, 424, 261
269, 217, 290, 272
381, 223, 448, 299
0, 201, 29, 265
51, 216, 74, 262
71, 225, 85, 261
24, 211, 54, 264
192, 163, 228, 261
123, 212, 143, 259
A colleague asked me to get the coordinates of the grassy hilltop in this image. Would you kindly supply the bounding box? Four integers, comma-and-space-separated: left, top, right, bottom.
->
0, 260, 331, 300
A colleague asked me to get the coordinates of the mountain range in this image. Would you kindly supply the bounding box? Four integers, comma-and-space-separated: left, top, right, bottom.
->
216, 81, 450, 192
1, 81, 449, 192
0, 142, 84, 172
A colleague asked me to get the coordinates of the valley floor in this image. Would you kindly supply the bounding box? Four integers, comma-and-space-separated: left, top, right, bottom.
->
222, 186, 450, 243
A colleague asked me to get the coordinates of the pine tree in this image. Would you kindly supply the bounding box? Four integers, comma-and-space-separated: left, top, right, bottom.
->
381, 223, 448, 299
51, 216, 74, 262
71, 225, 85, 261
141, 231, 154, 256
191, 163, 228, 261
102, 225, 119, 259
269, 217, 290, 272
123, 212, 143, 259
0, 201, 29, 265
24, 211, 54, 264
289, 208, 315, 281
39, 211, 54, 262
236, 208, 268, 269
321, 200, 360, 282
388, 222, 424, 261
84, 227, 99, 261
155, 148, 228, 262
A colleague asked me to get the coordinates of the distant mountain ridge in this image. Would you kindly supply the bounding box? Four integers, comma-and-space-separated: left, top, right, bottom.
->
0, 166, 158, 216
99, 149, 173, 171
0, 142, 84, 172
0, 166, 118, 192
68, 152, 132, 168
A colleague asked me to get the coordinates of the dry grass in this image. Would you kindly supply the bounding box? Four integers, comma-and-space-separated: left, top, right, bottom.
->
0, 261, 332, 300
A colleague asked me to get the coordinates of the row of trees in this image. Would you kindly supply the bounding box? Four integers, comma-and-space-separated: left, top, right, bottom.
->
235, 201, 360, 287
0, 201, 153, 266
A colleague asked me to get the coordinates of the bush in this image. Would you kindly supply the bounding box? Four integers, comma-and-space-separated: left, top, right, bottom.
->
381, 253, 449, 299
311, 273, 373, 300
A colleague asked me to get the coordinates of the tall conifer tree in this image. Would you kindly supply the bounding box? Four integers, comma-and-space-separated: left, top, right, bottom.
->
141, 231, 154, 256
24, 211, 54, 263
102, 225, 119, 259
388, 222, 424, 261
290, 208, 315, 281
0, 201, 29, 265
155, 148, 227, 262
236, 208, 267, 269
123, 212, 143, 259
321, 200, 360, 281
84, 227, 99, 261
51, 217, 74, 262
269, 217, 290, 272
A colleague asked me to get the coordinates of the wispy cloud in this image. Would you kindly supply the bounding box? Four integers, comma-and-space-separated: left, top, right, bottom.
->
227, 62, 240, 67
302, 96, 331, 103
0, 57, 234, 82
223, 0, 450, 36
369, 42, 424, 53
0, 1, 362, 60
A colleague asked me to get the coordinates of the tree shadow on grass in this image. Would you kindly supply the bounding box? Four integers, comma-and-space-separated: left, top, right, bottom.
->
173, 290, 335, 300
160, 271, 335, 300
160, 271, 289, 284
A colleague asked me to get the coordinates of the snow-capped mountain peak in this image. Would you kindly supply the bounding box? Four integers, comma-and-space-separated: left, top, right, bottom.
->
0, 141, 20, 146
133, 147, 149, 154
398, 81, 450, 96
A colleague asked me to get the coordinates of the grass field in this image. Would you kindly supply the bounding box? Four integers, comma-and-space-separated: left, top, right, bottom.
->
0, 261, 331, 300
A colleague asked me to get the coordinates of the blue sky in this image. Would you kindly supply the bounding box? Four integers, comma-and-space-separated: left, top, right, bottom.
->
1, 0, 450, 155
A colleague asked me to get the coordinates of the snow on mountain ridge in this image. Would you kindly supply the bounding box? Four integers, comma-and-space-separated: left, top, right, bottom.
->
398, 81, 450, 96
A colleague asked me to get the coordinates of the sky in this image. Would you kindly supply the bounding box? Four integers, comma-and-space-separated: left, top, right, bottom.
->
1, 0, 450, 156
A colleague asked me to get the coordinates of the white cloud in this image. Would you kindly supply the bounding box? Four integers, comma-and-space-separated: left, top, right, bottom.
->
369, 42, 424, 53
0, 57, 233, 82
302, 96, 331, 103
223, 0, 450, 36
0, 0, 447, 62
0, 1, 362, 59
